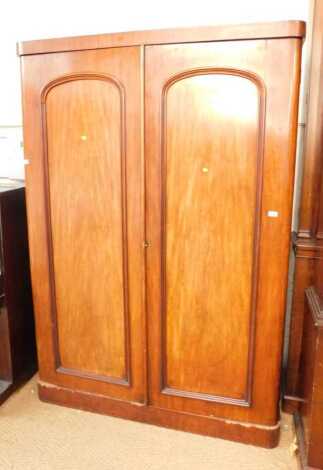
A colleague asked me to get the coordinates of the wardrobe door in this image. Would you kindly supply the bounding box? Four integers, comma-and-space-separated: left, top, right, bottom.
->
21, 47, 146, 403
145, 40, 301, 424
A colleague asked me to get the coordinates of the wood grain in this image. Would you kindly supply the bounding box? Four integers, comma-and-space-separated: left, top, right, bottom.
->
162, 72, 263, 402
21, 46, 146, 403
17, 21, 305, 56
145, 38, 302, 425
44, 76, 128, 382
20, 22, 303, 446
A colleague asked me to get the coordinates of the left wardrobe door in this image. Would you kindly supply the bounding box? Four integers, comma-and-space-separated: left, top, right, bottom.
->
21, 47, 146, 403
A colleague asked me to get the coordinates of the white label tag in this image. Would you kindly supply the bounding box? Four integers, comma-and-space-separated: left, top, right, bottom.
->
267, 210, 279, 218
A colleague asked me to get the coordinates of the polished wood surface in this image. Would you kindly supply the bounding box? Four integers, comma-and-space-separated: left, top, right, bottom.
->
46, 78, 127, 380
17, 21, 305, 56
20, 22, 303, 446
21, 47, 146, 403
145, 38, 301, 425
0, 184, 36, 404
284, 0, 323, 413
164, 73, 260, 399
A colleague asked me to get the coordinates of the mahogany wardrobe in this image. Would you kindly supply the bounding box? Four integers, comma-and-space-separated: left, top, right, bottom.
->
18, 21, 305, 448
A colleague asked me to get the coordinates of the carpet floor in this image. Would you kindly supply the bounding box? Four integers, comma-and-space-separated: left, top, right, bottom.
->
0, 375, 298, 470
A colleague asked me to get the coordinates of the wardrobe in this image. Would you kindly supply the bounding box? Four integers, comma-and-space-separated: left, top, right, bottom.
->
19, 20, 305, 448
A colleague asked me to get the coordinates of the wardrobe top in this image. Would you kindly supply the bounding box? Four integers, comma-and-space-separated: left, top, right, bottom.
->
17, 20, 305, 57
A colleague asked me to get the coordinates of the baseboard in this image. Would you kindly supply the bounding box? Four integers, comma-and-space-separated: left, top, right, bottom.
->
38, 380, 280, 448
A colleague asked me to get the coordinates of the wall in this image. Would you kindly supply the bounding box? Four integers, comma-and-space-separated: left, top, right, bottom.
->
0, 1, 309, 179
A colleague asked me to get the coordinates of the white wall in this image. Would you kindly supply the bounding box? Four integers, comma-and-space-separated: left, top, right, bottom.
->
0, 0, 309, 178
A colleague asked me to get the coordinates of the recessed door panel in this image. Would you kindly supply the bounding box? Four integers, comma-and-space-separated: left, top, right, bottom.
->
45, 78, 128, 381
163, 72, 261, 400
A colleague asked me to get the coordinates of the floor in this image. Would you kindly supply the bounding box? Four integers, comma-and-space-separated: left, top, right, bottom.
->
0, 375, 299, 470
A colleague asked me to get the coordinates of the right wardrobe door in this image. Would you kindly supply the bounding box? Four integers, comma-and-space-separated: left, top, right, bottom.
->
145, 38, 301, 426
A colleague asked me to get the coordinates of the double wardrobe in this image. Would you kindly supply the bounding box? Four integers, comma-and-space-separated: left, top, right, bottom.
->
19, 20, 305, 447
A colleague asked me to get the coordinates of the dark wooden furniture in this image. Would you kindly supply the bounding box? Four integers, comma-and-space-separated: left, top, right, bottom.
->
19, 21, 304, 448
284, 0, 323, 414
295, 280, 323, 470
0, 181, 36, 404
294, 228, 323, 470
282, 6, 323, 467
